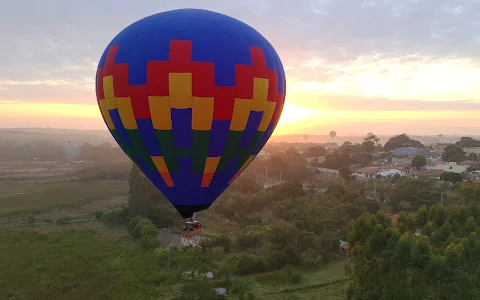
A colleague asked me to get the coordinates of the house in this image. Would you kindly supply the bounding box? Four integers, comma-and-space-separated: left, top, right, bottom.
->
392, 147, 421, 165
463, 147, 480, 155
379, 168, 403, 177
459, 160, 474, 167
393, 147, 421, 157
353, 167, 379, 179
426, 162, 467, 174
378, 165, 410, 177
414, 169, 445, 179
322, 143, 339, 150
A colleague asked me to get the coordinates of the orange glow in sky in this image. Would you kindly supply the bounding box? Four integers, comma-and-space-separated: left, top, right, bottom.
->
1, 1, 480, 136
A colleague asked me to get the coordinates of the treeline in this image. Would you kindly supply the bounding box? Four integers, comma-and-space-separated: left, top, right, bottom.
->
127, 164, 378, 270
347, 204, 480, 300
72, 162, 131, 181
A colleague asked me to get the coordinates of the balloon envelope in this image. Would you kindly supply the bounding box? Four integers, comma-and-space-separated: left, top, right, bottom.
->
95, 9, 286, 218
329, 131, 336, 138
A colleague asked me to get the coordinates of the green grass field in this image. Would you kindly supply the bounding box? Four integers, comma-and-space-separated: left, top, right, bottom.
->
0, 180, 128, 215
0, 175, 349, 300
0, 227, 166, 300
0, 223, 349, 300
249, 260, 349, 299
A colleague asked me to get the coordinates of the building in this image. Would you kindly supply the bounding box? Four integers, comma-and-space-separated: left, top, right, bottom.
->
379, 168, 403, 177
353, 167, 379, 179
393, 147, 421, 157
426, 162, 467, 174
463, 147, 480, 155
391, 147, 422, 165
414, 169, 445, 179
378, 165, 410, 177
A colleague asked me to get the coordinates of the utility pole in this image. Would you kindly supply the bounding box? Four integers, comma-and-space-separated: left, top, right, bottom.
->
373, 181, 377, 199
280, 170, 282, 184
265, 167, 268, 182
441, 193, 445, 205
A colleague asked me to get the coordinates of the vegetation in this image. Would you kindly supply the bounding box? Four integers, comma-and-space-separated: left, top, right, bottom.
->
0, 229, 164, 300
383, 134, 424, 151
2, 130, 480, 299
411, 155, 427, 170
347, 204, 480, 300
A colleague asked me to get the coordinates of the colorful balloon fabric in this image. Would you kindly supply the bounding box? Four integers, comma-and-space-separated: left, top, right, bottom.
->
95, 9, 286, 218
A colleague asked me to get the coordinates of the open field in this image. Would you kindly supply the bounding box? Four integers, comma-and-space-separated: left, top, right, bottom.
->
0, 160, 89, 181
0, 152, 349, 299
0, 180, 128, 216
249, 260, 349, 299
0, 228, 164, 300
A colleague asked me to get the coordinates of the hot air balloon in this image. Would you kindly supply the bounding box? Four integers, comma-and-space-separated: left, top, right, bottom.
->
329, 131, 336, 139
95, 9, 286, 226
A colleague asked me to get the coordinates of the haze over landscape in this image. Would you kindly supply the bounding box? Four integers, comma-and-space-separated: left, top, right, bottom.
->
1, 0, 479, 135
4, 1, 480, 300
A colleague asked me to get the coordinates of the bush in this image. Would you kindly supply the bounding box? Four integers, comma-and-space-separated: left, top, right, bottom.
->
26, 215, 36, 225
221, 254, 267, 276
127, 216, 158, 250
236, 233, 262, 251
56, 216, 72, 225
208, 235, 233, 253
94, 211, 104, 219
288, 271, 303, 285
207, 246, 225, 261
101, 208, 128, 224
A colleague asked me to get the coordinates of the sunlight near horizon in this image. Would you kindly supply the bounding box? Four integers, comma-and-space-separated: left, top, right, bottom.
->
2, 100, 478, 136
290, 57, 480, 102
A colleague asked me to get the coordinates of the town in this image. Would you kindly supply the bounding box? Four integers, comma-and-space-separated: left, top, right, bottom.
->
253, 133, 479, 188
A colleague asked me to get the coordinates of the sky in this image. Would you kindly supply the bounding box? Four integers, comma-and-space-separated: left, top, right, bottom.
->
1, 0, 479, 136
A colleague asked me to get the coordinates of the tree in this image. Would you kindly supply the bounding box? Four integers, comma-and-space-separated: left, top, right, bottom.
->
228, 174, 263, 194
383, 134, 424, 151
411, 155, 427, 170
171, 281, 227, 300
364, 133, 380, 145
339, 167, 354, 183
304, 145, 326, 157
128, 165, 181, 227
440, 172, 463, 183
321, 152, 353, 169
455, 137, 480, 147
442, 144, 467, 162
347, 204, 480, 300
360, 141, 375, 153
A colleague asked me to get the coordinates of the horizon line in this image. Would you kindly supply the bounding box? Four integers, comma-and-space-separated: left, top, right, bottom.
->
0, 127, 478, 137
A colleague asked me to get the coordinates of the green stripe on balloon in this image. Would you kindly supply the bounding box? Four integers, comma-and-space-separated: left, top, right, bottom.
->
217, 130, 244, 172
126, 130, 157, 172
155, 130, 179, 172
192, 130, 210, 173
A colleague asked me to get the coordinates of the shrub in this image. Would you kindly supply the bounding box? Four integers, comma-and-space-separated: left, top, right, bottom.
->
288, 271, 303, 285
94, 211, 104, 219
101, 208, 128, 224
56, 216, 72, 225
26, 215, 36, 225
127, 216, 158, 250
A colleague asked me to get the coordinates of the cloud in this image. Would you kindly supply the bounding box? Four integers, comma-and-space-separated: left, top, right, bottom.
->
308, 94, 480, 111
0, 0, 479, 105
